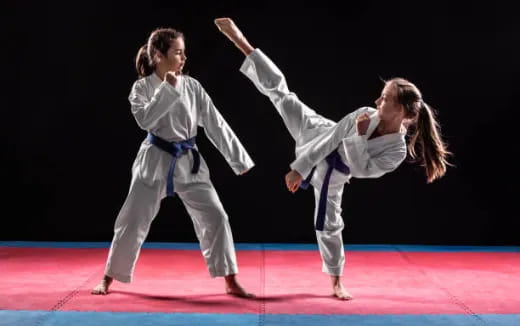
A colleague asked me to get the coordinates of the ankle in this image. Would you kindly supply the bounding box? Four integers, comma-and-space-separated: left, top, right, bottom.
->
330, 275, 342, 287
225, 274, 236, 282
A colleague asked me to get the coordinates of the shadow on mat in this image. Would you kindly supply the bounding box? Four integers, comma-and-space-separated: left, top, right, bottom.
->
110, 290, 332, 303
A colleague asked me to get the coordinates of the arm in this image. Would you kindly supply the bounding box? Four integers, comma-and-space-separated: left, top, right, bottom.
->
289, 111, 358, 178
341, 136, 406, 178
283, 113, 357, 193
197, 83, 255, 175
129, 78, 182, 130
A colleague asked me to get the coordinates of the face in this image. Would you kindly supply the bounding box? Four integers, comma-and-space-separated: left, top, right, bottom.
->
374, 82, 404, 121
158, 37, 187, 74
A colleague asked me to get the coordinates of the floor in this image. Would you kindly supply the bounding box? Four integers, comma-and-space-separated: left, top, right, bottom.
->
1, 242, 519, 325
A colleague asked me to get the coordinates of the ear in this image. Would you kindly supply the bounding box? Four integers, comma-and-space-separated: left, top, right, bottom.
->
154, 51, 164, 63
397, 103, 406, 115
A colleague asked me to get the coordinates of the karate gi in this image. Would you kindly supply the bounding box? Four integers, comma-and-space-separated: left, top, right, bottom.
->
240, 49, 407, 275
104, 73, 254, 282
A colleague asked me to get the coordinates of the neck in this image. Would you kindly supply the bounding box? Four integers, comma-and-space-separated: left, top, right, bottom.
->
378, 119, 402, 135
154, 67, 169, 80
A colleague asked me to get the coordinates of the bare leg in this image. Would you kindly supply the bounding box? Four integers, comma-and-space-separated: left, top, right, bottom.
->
215, 18, 254, 56
331, 275, 352, 300
225, 274, 255, 298
91, 275, 113, 295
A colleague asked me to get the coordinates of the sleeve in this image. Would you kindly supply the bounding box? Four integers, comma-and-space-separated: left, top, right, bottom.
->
289, 111, 357, 178
341, 136, 406, 178
196, 82, 255, 175
128, 79, 182, 130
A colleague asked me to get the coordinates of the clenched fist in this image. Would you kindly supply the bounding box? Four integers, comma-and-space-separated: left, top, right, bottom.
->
356, 113, 371, 136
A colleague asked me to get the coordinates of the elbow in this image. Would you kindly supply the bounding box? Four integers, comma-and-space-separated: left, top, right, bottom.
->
349, 163, 389, 179
352, 170, 386, 179
132, 112, 156, 131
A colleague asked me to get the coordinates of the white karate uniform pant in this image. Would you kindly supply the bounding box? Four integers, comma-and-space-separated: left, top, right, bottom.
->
104, 153, 238, 283
241, 50, 346, 276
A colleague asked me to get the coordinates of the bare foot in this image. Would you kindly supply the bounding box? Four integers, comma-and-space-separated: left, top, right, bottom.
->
214, 18, 254, 56
225, 274, 255, 298
331, 276, 353, 300
91, 275, 113, 295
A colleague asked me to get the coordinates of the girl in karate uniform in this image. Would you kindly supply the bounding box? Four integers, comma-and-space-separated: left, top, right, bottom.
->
92, 27, 255, 297
214, 18, 451, 300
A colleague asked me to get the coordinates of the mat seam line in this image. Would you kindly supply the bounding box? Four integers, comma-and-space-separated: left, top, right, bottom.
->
32, 267, 102, 326
259, 243, 266, 326
395, 246, 488, 326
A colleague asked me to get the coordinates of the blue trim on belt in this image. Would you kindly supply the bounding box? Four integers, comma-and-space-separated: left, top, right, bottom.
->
300, 149, 349, 231
146, 133, 200, 197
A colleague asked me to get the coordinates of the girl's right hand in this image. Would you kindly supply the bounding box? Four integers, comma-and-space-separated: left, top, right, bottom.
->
165, 71, 178, 87
356, 113, 371, 135
285, 169, 303, 193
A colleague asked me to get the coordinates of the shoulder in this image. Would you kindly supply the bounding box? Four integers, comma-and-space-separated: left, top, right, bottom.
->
357, 106, 377, 114
183, 75, 202, 88
131, 76, 151, 90
341, 106, 376, 121
183, 75, 213, 99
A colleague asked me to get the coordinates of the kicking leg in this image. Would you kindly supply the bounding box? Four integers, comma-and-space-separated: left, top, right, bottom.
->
215, 17, 334, 142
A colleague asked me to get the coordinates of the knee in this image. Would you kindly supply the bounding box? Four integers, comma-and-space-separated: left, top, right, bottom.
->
275, 90, 296, 106
321, 216, 345, 234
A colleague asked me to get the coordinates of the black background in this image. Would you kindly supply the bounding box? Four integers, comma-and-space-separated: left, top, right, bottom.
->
4, 1, 519, 245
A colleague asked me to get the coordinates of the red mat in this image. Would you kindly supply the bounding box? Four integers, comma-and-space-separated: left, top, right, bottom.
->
1, 247, 519, 314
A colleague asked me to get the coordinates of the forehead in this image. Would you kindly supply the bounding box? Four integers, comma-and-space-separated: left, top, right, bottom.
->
382, 82, 397, 97
169, 37, 185, 50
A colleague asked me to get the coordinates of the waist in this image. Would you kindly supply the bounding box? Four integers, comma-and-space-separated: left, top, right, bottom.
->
146, 132, 197, 155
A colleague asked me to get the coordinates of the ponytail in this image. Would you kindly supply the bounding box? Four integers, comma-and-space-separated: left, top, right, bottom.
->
135, 44, 154, 78
408, 101, 451, 183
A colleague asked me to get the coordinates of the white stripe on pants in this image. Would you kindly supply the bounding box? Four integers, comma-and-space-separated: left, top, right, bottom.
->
241, 50, 346, 275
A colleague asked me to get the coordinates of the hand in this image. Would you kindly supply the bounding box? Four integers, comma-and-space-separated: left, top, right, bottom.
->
164, 71, 179, 87
356, 113, 370, 135
239, 168, 250, 175
285, 169, 303, 193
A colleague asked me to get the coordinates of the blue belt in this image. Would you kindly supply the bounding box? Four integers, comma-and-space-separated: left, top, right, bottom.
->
300, 149, 350, 231
146, 132, 200, 197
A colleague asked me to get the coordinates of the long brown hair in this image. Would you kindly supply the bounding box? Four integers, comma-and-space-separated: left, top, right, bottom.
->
387, 78, 452, 183
135, 28, 184, 78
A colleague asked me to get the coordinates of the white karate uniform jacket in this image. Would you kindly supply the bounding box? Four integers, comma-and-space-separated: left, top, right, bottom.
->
104, 73, 254, 282
240, 49, 407, 275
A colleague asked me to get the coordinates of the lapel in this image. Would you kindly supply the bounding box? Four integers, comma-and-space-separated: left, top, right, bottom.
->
367, 110, 380, 138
